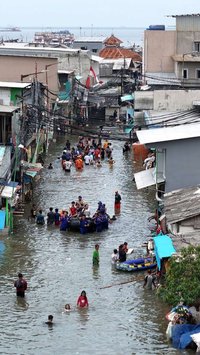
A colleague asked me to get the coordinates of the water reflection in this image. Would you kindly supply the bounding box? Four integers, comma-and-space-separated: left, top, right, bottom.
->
92, 265, 100, 279
77, 308, 90, 328
15, 296, 29, 310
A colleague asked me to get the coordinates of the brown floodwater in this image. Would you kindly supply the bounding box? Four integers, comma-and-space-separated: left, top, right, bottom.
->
0, 134, 190, 354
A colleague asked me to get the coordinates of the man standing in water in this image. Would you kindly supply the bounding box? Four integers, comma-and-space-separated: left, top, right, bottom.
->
93, 244, 100, 266
143, 270, 156, 290
114, 191, 121, 214
14, 273, 27, 297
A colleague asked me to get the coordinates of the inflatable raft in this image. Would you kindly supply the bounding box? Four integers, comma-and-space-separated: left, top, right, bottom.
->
115, 257, 157, 272
68, 218, 96, 233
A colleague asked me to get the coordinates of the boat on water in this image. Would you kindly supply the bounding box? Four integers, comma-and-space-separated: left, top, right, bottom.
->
0, 27, 21, 32
68, 218, 96, 233
34, 30, 74, 46
115, 257, 157, 272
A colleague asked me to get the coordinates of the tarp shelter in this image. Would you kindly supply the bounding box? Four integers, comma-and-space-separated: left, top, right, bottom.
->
121, 94, 134, 102
154, 233, 176, 270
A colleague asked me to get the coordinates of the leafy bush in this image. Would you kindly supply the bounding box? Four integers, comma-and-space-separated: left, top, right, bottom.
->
157, 246, 200, 306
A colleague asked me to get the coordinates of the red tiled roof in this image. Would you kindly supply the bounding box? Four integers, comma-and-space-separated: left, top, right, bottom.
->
99, 47, 142, 61
104, 34, 123, 46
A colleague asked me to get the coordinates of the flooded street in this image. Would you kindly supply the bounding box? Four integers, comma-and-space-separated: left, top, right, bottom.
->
0, 135, 182, 354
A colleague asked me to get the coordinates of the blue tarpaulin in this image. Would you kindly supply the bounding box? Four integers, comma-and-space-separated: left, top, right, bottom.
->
172, 323, 200, 349
153, 234, 176, 270
0, 210, 6, 230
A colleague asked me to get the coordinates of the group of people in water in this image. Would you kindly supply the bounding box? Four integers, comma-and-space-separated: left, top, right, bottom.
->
111, 242, 129, 264
49, 137, 117, 172
13, 272, 89, 325
31, 196, 117, 234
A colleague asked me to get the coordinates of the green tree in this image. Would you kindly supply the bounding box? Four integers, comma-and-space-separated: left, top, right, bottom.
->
158, 246, 200, 306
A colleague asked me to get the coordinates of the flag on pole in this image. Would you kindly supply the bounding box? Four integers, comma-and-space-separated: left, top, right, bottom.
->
85, 66, 99, 88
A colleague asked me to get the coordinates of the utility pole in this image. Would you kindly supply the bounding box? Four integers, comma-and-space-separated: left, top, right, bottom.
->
121, 67, 123, 96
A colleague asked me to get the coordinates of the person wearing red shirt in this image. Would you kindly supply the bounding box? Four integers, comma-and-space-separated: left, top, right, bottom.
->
14, 273, 27, 297
69, 201, 77, 217
77, 290, 89, 308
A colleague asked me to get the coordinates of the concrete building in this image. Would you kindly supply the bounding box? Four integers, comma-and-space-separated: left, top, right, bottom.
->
73, 37, 106, 53
134, 123, 200, 193
137, 14, 200, 114
0, 45, 101, 88
144, 14, 200, 89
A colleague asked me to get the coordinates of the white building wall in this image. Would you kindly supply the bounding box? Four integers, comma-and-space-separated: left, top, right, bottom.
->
0, 88, 10, 105
135, 89, 200, 111
154, 89, 200, 111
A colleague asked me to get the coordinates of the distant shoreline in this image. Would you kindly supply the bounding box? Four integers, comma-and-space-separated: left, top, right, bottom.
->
16, 26, 146, 30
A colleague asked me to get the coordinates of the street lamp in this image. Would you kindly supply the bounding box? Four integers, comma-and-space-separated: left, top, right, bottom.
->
182, 51, 199, 89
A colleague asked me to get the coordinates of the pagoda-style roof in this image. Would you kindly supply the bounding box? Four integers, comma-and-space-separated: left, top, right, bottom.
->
104, 34, 123, 46
99, 46, 142, 61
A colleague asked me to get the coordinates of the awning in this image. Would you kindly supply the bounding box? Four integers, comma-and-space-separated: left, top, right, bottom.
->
134, 168, 156, 189
134, 168, 165, 189
121, 94, 134, 102
154, 234, 176, 270
25, 170, 38, 178
25, 166, 42, 178
124, 124, 134, 134
0, 181, 18, 188
0, 105, 20, 113
23, 162, 43, 180
1, 185, 17, 198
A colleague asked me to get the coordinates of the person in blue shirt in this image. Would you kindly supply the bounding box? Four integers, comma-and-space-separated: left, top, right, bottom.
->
60, 211, 70, 231
80, 215, 89, 234
54, 208, 60, 226
36, 210, 45, 225
95, 213, 103, 233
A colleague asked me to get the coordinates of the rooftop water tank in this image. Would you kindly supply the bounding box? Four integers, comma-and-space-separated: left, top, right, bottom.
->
147, 25, 165, 31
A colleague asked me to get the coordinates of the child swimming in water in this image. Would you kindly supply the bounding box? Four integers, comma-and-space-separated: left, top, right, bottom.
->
64, 304, 71, 312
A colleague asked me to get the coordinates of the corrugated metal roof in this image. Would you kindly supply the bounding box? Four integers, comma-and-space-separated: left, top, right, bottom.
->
0, 81, 30, 89
145, 72, 181, 86
113, 58, 132, 70
137, 123, 200, 144
0, 105, 19, 113
164, 185, 200, 224
143, 110, 199, 127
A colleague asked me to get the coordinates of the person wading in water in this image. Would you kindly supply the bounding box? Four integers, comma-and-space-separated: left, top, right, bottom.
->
114, 191, 121, 214
14, 273, 27, 297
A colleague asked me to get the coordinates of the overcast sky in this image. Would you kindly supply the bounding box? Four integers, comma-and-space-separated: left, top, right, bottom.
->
2, 0, 200, 27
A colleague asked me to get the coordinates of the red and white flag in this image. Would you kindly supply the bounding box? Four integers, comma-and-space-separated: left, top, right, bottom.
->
85, 66, 99, 88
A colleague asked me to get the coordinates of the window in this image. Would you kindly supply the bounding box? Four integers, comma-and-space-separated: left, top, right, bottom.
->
182, 69, 188, 79
194, 42, 200, 52
92, 49, 98, 53
196, 69, 200, 79
81, 46, 87, 50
